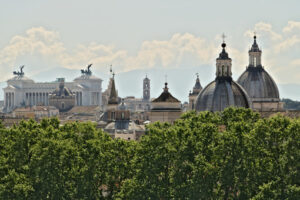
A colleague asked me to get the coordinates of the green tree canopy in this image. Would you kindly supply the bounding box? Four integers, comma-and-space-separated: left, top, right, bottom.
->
0, 108, 299, 199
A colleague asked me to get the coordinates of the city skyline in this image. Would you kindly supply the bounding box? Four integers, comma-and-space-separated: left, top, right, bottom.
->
1, 0, 300, 101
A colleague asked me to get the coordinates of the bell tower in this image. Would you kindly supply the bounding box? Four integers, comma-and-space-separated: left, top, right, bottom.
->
143, 75, 150, 101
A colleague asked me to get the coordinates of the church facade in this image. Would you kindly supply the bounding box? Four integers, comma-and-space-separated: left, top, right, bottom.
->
3, 65, 102, 113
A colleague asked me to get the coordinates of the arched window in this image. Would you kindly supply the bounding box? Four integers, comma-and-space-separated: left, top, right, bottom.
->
62, 102, 65, 109
254, 57, 257, 67
121, 112, 125, 119
222, 65, 225, 76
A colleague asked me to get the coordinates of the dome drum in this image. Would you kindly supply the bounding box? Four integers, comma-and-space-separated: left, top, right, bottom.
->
195, 79, 251, 112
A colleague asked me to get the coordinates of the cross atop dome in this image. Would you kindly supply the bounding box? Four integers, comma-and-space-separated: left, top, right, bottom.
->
218, 33, 229, 60
110, 64, 113, 74
221, 33, 227, 49
222, 33, 226, 43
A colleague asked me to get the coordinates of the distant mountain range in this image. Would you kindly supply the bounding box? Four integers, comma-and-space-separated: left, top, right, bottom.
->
282, 98, 300, 110
0, 66, 299, 103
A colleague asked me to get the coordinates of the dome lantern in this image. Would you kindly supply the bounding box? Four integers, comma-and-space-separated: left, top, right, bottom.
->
249, 34, 262, 67
216, 35, 233, 79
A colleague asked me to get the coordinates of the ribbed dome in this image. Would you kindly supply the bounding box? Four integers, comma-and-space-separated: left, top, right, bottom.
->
237, 35, 280, 101
237, 66, 279, 100
195, 78, 251, 112
51, 81, 73, 97
195, 40, 251, 112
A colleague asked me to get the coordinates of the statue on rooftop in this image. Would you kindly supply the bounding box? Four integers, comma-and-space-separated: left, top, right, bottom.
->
81, 64, 92, 75
13, 65, 25, 76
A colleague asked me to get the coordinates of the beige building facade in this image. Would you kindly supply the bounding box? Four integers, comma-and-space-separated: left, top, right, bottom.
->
3, 65, 102, 113
149, 82, 182, 123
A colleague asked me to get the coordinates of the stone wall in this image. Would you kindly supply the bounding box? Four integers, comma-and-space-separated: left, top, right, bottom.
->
252, 101, 284, 112
149, 110, 182, 123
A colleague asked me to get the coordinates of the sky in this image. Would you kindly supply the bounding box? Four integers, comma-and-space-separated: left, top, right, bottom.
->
0, 0, 300, 102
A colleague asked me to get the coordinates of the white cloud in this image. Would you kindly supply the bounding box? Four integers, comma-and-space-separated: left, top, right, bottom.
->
283, 21, 300, 33
0, 29, 219, 82
291, 59, 300, 66
60, 43, 127, 70
274, 35, 300, 53
124, 33, 217, 71
1, 21, 300, 85
0, 27, 65, 80
244, 22, 282, 41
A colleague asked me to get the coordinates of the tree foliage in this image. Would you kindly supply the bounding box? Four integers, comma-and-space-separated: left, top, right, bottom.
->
0, 108, 299, 199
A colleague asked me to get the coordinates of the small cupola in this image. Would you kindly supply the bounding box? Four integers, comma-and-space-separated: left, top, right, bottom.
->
248, 34, 262, 67
216, 35, 232, 79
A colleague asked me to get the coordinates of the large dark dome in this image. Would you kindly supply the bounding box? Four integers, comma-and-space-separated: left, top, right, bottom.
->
195, 78, 251, 112
237, 66, 279, 100
195, 40, 251, 112
238, 35, 280, 101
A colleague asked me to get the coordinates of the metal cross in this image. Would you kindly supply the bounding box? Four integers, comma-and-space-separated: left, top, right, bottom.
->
196, 72, 199, 78
222, 33, 226, 43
